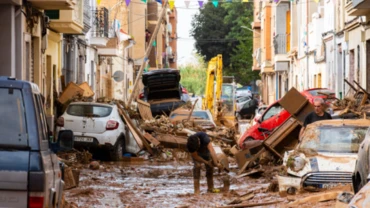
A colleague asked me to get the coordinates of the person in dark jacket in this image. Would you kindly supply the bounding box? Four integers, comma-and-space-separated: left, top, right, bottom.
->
299, 97, 332, 140
187, 132, 223, 194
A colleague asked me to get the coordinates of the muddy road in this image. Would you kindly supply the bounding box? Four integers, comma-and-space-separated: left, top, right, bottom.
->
63, 158, 341, 208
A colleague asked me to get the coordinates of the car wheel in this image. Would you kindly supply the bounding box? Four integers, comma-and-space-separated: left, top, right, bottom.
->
110, 138, 124, 161
354, 173, 363, 193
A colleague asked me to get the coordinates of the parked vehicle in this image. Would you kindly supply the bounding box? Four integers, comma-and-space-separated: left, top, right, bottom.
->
238, 88, 336, 148
252, 105, 268, 126
236, 98, 259, 119
301, 88, 336, 105
279, 119, 370, 193
348, 181, 370, 207
169, 108, 216, 130
352, 126, 370, 193
0, 77, 68, 207
236, 86, 252, 98
140, 69, 185, 116
56, 102, 142, 160
236, 96, 252, 112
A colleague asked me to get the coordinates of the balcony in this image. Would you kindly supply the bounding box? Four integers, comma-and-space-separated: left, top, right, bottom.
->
83, 0, 92, 33
273, 34, 288, 55
346, 0, 370, 16
45, 0, 83, 34
90, 8, 109, 47
27, 0, 75, 10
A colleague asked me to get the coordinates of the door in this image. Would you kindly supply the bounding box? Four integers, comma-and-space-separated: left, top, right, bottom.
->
350, 49, 355, 84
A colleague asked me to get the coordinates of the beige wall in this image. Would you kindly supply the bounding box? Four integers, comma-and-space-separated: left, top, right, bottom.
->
130, 0, 146, 62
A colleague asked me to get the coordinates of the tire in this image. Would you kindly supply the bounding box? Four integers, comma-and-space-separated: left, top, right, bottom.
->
354, 173, 363, 193
110, 137, 124, 161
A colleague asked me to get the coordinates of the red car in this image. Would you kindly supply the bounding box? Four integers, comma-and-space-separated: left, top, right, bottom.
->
238, 88, 335, 149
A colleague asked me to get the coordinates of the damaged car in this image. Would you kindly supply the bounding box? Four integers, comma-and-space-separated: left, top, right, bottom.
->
280, 119, 370, 193
353, 125, 370, 193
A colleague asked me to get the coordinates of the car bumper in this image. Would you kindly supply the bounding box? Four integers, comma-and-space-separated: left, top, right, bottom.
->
56, 127, 120, 149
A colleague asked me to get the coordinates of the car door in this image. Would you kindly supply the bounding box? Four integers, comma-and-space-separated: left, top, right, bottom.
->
34, 94, 57, 207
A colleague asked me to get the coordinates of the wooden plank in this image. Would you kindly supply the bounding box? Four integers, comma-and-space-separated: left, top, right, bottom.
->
217, 200, 281, 208
237, 148, 265, 175
263, 117, 300, 158
137, 99, 153, 120
79, 82, 95, 97
117, 105, 153, 154
58, 82, 84, 104
63, 167, 76, 190
287, 191, 343, 207
278, 87, 314, 124
155, 134, 187, 149
143, 133, 161, 147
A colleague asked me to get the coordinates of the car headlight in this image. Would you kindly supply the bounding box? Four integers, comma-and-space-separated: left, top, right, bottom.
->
287, 156, 306, 172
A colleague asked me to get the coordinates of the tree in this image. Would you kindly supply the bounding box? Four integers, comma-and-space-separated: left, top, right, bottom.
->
179, 55, 207, 96
191, 2, 259, 85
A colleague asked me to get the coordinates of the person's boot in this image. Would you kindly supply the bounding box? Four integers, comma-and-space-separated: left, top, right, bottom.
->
207, 177, 220, 193
194, 179, 200, 195
207, 177, 214, 192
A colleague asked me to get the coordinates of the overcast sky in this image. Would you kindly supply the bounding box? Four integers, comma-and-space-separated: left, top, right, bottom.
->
175, 2, 199, 66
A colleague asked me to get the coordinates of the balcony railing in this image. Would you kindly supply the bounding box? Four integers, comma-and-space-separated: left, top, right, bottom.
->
273, 34, 287, 54
83, 0, 92, 33
91, 8, 109, 38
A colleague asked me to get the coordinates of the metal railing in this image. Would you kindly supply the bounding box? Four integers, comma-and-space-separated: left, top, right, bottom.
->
273, 34, 287, 54
91, 8, 109, 38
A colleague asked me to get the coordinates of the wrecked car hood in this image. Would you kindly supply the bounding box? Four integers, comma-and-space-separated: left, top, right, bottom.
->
349, 181, 370, 207
283, 150, 357, 177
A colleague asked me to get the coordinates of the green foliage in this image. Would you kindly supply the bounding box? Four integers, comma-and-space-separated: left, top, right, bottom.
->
179, 57, 207, 96
191, 2, 260, 85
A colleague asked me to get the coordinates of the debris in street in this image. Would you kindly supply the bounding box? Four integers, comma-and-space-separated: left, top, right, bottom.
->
58, 82, 85, 104
217, 200, 282, 208
137, 99, 154, 120
287, 191, 344, 207
89, 161, 100, 170
78, 82, 95, 98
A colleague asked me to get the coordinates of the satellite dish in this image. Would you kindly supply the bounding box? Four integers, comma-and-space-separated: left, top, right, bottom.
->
113, 71, 124, 82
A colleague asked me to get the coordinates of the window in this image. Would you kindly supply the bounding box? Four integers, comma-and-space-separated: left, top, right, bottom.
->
262, 104, 282, 121
300, 126, 368, 153
0, 88, 27, 146
67, 105, 112, 117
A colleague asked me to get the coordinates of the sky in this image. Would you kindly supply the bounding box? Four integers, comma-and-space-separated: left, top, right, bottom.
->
175, 1, 200, 66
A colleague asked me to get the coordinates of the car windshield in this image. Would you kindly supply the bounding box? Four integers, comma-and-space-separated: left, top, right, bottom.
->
300, 126, 368, 153
0, 88, 27, 146
307, 89, 335, 97
67, 105, 112, 117
262, 104, 282, 121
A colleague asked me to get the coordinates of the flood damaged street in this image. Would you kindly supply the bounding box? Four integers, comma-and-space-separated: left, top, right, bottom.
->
63, 157, 345, 208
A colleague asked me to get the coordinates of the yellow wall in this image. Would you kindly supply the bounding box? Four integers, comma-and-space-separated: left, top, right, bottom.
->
44, 30, 62, 115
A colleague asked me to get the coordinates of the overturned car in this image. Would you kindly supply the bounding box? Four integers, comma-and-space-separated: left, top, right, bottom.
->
279, 119, 370, 193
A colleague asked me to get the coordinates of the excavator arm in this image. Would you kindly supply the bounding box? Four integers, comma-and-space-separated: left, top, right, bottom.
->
202, 55, 223, 116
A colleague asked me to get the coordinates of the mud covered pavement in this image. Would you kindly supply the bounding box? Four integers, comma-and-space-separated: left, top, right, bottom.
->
63, 159, 342, 208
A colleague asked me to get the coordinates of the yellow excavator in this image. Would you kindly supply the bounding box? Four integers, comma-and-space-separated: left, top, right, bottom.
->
202, 54, 237, 128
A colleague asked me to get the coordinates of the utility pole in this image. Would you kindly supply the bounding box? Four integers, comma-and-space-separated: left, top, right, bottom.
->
126, 1, 168, 107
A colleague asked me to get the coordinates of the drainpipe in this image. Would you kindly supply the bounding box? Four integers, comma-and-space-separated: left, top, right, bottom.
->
124, 39, 135, 101
306, 0, 309, 89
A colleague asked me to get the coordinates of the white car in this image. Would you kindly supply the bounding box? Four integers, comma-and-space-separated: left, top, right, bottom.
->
56, 102, 141, 160
236, 96, 252, 112
279, 119, 370, 193
236, 87, 252, 98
